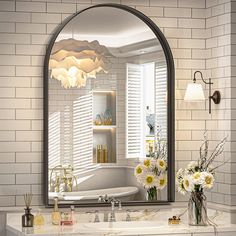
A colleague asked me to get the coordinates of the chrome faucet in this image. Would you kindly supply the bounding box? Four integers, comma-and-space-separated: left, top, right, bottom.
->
110, 199, 116, 222
98, 195, 121, 222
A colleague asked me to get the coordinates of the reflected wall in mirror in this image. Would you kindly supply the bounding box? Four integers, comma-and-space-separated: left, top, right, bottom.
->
44, 4, 175, 206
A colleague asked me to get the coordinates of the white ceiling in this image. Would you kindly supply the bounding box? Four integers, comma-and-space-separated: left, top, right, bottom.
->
57, 7, 157, 48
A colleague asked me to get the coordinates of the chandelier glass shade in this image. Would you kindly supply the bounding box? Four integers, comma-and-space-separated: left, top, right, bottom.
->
49, 39, 112, 89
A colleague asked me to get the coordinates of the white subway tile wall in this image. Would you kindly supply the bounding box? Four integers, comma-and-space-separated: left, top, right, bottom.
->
0, 0, 234, 206
231, 0, 236, 207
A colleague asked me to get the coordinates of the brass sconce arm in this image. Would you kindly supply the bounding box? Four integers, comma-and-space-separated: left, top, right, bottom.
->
193, 71, 221, 114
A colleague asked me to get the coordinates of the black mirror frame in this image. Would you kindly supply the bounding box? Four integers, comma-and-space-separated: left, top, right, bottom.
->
43, 3, 175, 207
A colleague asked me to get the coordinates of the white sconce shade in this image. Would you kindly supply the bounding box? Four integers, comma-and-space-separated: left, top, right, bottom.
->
184, 83, 205, 101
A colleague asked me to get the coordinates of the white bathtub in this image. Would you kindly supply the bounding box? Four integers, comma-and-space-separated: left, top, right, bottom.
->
49, 186, 139, 201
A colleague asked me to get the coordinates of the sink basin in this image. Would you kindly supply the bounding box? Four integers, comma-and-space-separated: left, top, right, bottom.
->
82, 221, 167, 231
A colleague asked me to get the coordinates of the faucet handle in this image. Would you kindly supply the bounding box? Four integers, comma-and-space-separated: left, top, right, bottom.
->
110, 199, 116, 210
98, 194, 109, 203
94, 210, 100, 223
98, 196, 103, 202
126, 210, 131, 222
118, 200, 122, 211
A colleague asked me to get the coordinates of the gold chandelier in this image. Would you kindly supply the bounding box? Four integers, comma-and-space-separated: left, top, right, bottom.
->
49, 39, 112, 89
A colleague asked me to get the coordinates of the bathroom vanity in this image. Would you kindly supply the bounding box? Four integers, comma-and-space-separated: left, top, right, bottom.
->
6, 208, 236, 236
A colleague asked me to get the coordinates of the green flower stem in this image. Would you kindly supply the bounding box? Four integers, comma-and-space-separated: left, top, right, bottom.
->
147, 187, 157, 201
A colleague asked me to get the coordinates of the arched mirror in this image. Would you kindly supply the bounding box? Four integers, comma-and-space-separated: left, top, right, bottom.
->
44, 4, 175, 206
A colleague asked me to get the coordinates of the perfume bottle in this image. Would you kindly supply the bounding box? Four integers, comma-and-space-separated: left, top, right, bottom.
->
22, 193, 34, 228
34, 209, 44, 227
70, 205, 76, 224
51, 197, 60, 225
103, 145, 108, 163
96, 145, 104, 163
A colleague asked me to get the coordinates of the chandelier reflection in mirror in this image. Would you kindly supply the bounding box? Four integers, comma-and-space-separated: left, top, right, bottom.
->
49, 39, 112, 89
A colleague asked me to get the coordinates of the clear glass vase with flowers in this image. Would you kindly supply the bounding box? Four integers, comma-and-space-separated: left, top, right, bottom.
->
134, 135, 168, 201
176, 132, 227, 226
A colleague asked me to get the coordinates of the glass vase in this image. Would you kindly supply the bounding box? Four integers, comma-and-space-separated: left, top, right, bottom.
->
104, 109, 112, 125
94, 114, 102, 125
188, 191, 208, 226
146, 187, 160, 201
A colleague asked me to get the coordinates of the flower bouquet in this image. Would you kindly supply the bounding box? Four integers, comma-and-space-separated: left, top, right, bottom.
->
134, 137, 168, 201
176, 132, 227, 225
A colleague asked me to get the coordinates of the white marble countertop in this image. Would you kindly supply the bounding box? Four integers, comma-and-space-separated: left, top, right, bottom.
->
6, 208, 236, 236
7, 221, 236, 236
2, 201, 236, 213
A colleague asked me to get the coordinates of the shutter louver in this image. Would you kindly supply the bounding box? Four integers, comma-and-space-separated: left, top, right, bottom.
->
126, 64, 143, 158
155, 60, 167, 139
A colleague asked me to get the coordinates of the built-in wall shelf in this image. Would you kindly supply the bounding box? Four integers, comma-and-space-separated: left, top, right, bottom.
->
93, 125, 116, 130
92, 90, 117, 164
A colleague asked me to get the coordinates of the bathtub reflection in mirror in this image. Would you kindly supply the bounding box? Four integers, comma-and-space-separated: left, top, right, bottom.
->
45, 5, 174, 205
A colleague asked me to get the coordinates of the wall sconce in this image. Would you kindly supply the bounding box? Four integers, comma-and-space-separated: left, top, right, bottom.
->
184, 71, 221, 114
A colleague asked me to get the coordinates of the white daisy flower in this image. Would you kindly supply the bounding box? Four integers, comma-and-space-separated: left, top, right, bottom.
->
134, 164, 146, 177
202, 172, 215, 189
156, 174, 167, 190
134, 164, 148, 185
183, 175, 194, 192
156, 159, 167, 171
143, 173, 158, 188
178, 180, 187, 195
176, 168, 184, 184
143, 158, 155, 170
187, 161, 199, 172
192, 172, 204, 185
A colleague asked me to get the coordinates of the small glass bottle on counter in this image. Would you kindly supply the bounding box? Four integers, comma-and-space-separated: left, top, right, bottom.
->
34, 209, 45, 228
70, 205, 76, 224
22, 207, 34, 228
51, 197, 61, 225
22, 193, 34, 229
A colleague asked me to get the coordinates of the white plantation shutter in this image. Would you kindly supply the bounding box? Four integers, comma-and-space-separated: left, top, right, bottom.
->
155, 60, 167, 139
126, 63, 143, 158
72, 92, 93, 174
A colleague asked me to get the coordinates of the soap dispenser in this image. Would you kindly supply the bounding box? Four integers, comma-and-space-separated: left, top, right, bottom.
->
51, 197, 60, 225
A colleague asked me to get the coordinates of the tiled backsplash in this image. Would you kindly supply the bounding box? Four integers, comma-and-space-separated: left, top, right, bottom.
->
0, 0, 235, 207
